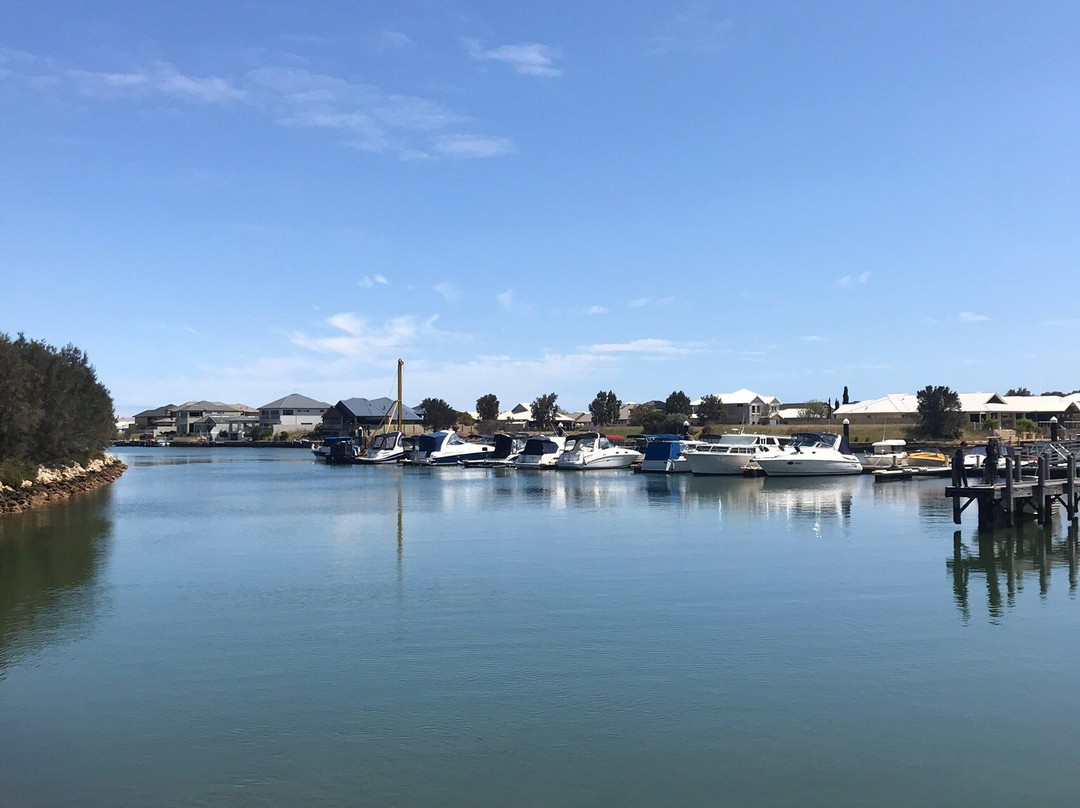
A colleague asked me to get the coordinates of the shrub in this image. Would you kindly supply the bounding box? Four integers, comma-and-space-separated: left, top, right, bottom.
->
0, 457, 39, 487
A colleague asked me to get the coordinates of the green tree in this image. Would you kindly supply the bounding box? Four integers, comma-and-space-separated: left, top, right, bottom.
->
1005, 387, 1031, 396
475, 393, 500, 421
696, 394, 725, 425
457, 411, 476, 427
916, 385, 963, 438
799, 400, 829, 419
665, 390, 691, 415
589, 390, 621, 427
842, 386, 850, 405
531, 393, 559, 430
419, 397, 457, 430
629, 405, 667, 433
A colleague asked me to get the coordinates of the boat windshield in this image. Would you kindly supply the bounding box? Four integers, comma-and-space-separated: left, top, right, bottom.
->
720, 434, 759, 446
789, 432, 837, 450
370, 433, 399, 451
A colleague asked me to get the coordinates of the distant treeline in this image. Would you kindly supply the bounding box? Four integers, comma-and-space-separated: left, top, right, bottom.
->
0, 333, 115, 473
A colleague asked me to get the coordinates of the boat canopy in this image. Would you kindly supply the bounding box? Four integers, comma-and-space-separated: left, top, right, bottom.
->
789, 432, 852, 455
523, 437, 560, 456
492, 434, 524, 459
642, 440, 682, 462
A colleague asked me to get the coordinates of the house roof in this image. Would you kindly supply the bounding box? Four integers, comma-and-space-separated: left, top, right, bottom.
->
835, 394, 919, 416
258, 393, 331, 410
336, 397, 422, 421
133, 404, 177, 418
691, 389, 778, 406
175, 400, 258, 414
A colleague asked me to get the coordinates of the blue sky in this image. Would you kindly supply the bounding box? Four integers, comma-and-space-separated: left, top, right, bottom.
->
3, 1, 1079, 415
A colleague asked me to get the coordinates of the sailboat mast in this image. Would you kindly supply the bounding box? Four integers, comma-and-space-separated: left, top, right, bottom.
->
397, 358, 403, 433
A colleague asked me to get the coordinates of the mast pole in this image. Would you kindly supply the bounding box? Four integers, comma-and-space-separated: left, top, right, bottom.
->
397, 358, 403, 433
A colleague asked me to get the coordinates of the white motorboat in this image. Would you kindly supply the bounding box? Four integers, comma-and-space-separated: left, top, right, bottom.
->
312, 435, 356, 461
407, 429, 495, 465
514, 435, 567, 468
681, 434, 784, 476
860, 439, 908, 470
755, 432, 863, 476
556, 432, 642, 470
358, 431, 412, 464
461, 433, 526, 467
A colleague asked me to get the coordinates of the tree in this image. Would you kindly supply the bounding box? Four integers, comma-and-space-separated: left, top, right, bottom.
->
1005, 387, 1031, 396
916, 385, 963, 438
665, 390, 691, 416
589, 390, 622, 427
1041, 391, 1065, 397
696, 394, 725, 425
799, 400, 829, 419
476, 393, 499, 421
531, 393, 559, 430
419, 397, 457, 430
629, 405, 667, 433
842, 386, 850, 405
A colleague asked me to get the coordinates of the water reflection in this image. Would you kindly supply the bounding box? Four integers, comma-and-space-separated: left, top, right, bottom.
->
758, 477, 857, 522
0, 493, 112, 670
947, 522, 1079, 623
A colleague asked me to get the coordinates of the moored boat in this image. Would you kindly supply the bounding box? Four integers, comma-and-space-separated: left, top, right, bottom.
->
860, 439, 908, 470
755, 432, 862, 476
556, 432, 642, 470
514, 435, 566, 468
682, 433, 784, 476
358, 431, 412, 464
407, 429, 495, 465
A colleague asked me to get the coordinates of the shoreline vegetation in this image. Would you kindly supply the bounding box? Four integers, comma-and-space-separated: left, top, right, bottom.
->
0, 454, 127, 516
1, 332, 121, 513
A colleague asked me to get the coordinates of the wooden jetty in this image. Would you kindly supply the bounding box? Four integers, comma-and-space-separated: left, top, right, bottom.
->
947, 455, 1079, 527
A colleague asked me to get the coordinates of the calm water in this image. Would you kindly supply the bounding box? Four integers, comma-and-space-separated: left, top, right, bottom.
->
2, 446, 1078, 807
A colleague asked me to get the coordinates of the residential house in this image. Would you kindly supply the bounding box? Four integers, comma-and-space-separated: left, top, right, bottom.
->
258, 394, 331, 434
131, 404, 177, 438
690, 389, 781, 425
189, 415, 260, 441
173, 401, 258, 435
322, 397, 424, 436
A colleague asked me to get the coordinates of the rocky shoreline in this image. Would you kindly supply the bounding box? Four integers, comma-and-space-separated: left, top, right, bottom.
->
0, 454, 128, 516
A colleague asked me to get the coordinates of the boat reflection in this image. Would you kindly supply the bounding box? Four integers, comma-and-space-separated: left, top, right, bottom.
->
947, 522, 1079, 623
0, 494, 113, 670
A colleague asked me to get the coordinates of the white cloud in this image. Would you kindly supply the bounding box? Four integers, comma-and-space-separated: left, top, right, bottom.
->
496, 289, 514, 310
290, 312, 462, 361
958, 311, 990, 322
648, 6, 734, 56
358, 274, 389, 288
66, 62, 246, 103
434, 282, 462, 302
835, 272, 871, 289
801, 335, 828, 342
586, 305, 608, 315
378, 31, 414, 50
628, 296, 675, 308
433, 134, 514, 158
463, 39, 563, 77
588, 338, 705, 356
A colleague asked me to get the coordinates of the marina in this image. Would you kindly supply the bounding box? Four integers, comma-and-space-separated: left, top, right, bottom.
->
4, 445, 1079, 807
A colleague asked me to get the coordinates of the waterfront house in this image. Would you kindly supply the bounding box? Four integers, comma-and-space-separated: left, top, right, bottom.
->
834, 392, 1080, 432
321, 397, 424, 437
258, 394, 331, 435
690, 389, 781, 425
131, 404, 177, 438
189, 415, 261, 442
173, 401, 258, 435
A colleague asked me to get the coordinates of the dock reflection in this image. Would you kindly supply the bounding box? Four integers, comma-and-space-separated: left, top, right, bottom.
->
946, 522, 1079, 623
0, 493, 113, 670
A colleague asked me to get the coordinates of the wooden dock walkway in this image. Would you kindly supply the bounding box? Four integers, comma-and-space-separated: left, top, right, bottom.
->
947, 456, 1079, 527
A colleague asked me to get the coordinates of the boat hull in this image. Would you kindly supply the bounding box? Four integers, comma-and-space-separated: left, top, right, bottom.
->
756, 457, 863, 476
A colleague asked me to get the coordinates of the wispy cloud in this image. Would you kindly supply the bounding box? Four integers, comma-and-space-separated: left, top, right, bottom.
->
648, 4, 734, 56
588, 338, 705, 356
289, 311, 464, 361
834, 271, 872, 289
463, 39, 563, 77
434, 282, 462, 302
377, 31, 414, 50
496, 289, 514, 310
801, 335, 828, 342
358, 274, 389, 288
433, 134, 514, 158
958, 311, 990, 323
628, 296, 675, 308
66, 62, 246, 103
585, 305, 608, 315
3, 51, 514, 160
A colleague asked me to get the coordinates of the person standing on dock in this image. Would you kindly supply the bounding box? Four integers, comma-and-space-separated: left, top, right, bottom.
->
951, 442, 969, 487
983, 437, 1000, 485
